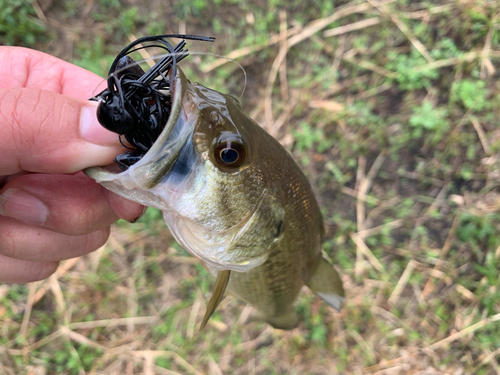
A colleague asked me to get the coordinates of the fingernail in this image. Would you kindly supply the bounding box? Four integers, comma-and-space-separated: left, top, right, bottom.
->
80, 102, 120, 145
0, 188, 48, 225
128, 206, 148, 223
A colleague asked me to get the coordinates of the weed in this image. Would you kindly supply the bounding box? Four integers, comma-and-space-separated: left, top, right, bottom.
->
0, 0, 46, 46
6, 284, 28, 301
431, 38, 464, 60
451, 79, 490, 112
117, 7, 140, 39
409, 101, 449, 142
310, 317, 327, 345
42, 341, 104, 375
156, 356, 173, 369
172, 0, 207, 20
63, 0, 80, 17
292, 121, 330, 153
473, 251, 500, 315
385, 50, 440, 90
72, 36, 113, 77
98, 0, 121, 9
458, 212, 500, 250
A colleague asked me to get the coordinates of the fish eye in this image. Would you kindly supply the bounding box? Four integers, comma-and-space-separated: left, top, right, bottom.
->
214, 140, 246, 169
220, 148, 239, 164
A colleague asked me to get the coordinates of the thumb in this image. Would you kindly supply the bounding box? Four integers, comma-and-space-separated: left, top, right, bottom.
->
0, 87, 123, 175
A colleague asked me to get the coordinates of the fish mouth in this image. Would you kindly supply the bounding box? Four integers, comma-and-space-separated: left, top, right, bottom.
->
84, 67, 195, 210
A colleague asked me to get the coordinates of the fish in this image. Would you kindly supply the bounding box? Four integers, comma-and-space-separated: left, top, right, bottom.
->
84, 40, 344, 330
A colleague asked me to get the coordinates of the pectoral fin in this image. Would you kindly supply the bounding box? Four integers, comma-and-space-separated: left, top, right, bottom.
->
200, 270, 231, 331
306, 256, 345, 311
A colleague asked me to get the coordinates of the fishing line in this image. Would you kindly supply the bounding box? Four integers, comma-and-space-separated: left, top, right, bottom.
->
91, 52, 248, 104
90, 39, 248, 171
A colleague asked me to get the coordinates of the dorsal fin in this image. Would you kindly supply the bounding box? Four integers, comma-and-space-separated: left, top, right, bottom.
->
200, 270, 231, 330
306, 256, 345, 311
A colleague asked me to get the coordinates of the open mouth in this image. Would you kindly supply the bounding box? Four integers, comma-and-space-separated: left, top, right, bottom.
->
86, 34, 213, 179
84, 66, 198, 208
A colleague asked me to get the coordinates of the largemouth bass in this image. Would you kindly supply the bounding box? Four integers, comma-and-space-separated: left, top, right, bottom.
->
85, 38, 344, 329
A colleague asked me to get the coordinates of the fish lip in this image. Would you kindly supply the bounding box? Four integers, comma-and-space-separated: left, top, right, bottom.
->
84, 67, 192, 194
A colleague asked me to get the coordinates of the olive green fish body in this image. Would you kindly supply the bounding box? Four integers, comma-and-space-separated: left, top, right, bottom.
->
85, 68, 344, 329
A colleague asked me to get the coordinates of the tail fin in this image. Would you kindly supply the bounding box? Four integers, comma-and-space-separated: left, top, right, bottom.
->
306, 256, 345, 311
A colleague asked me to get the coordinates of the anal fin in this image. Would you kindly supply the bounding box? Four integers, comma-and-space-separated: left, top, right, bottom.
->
200, 270, 230, 331
306, 256, 345, 311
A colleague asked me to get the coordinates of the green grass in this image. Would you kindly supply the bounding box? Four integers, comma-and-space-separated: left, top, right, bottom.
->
1, 0, 500, 374
0, 0, 46, 47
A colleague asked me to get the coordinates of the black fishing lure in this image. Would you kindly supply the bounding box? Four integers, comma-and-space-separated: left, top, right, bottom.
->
92, 34, 214, 170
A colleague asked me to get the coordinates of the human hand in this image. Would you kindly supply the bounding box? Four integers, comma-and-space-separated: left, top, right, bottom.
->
0, 47, 145, 283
